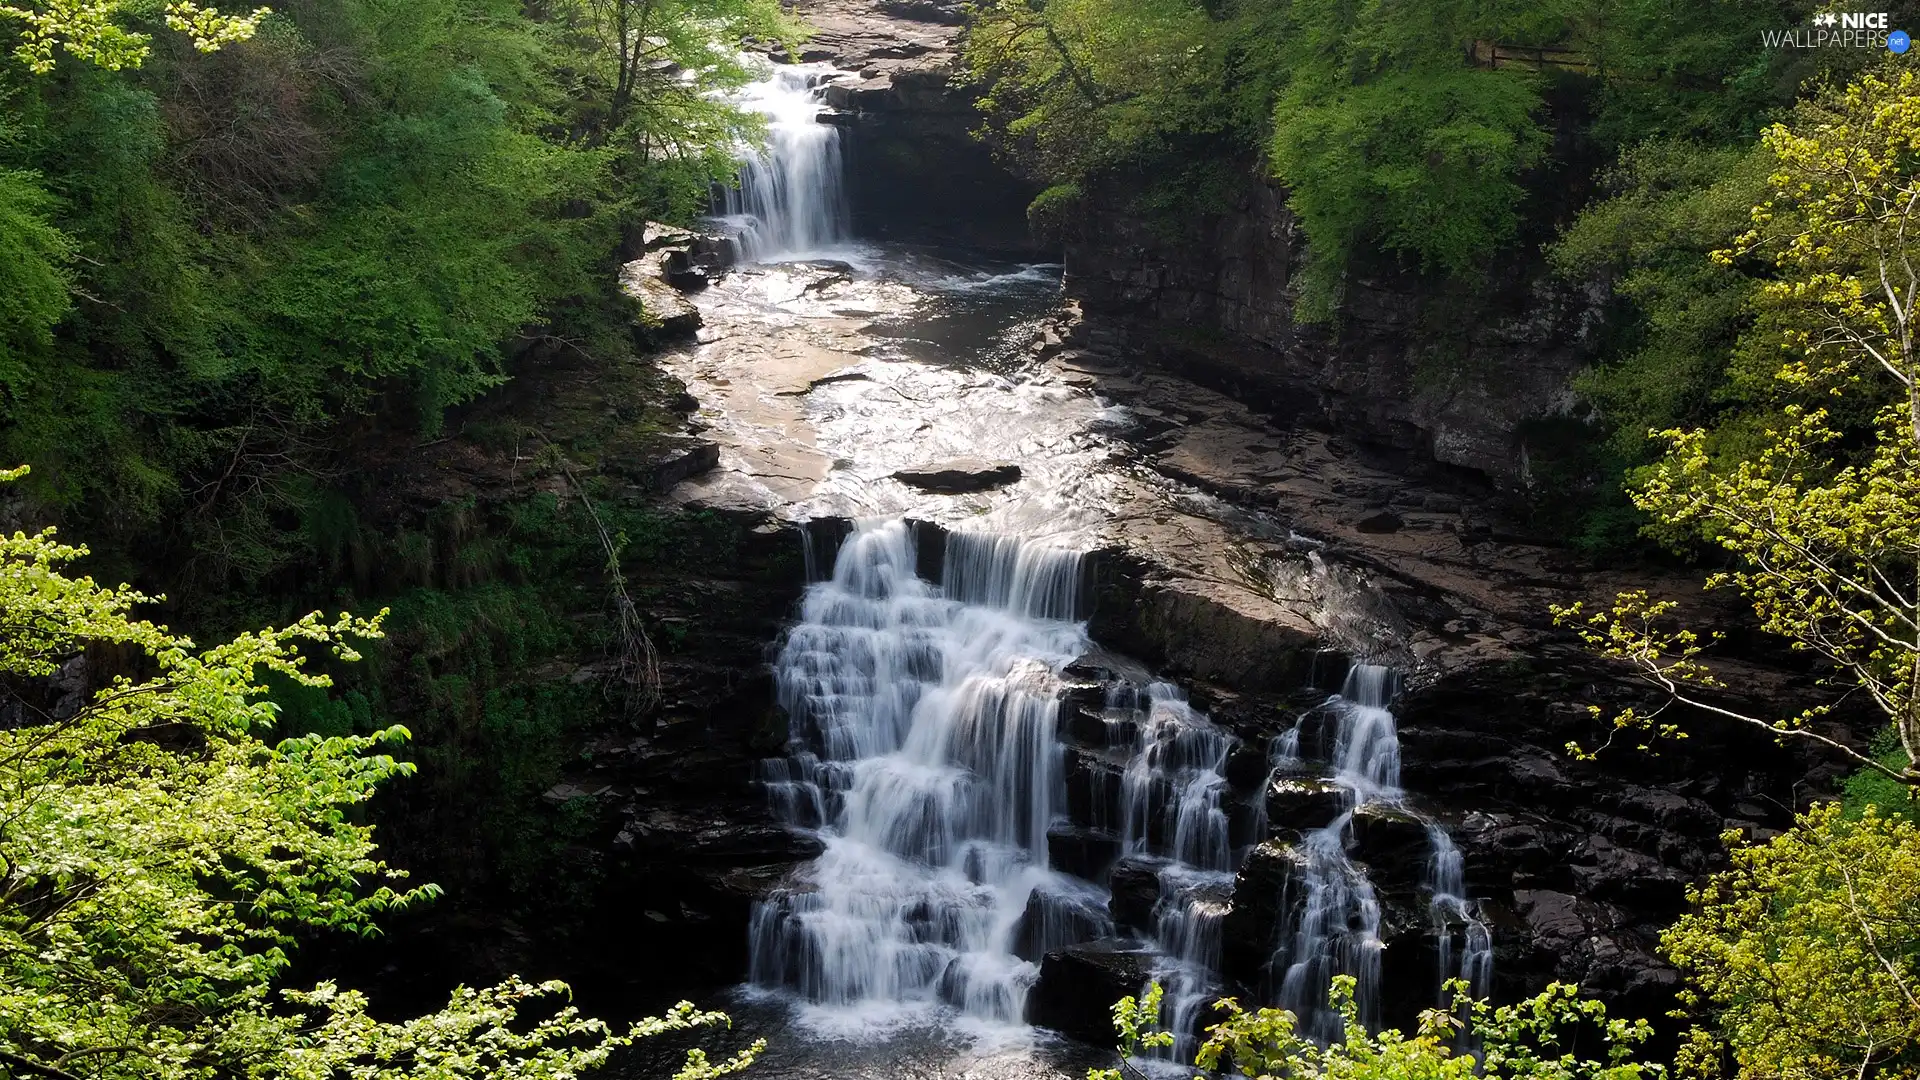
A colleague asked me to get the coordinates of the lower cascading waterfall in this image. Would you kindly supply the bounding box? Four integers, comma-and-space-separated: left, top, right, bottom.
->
748, 520, 1093, 1026
748, 517, 1492, 1042
1112, 683, 1239, 1059
1268, 665, 1494, 1041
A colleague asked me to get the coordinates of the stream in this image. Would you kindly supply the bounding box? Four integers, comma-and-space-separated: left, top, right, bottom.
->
635, 60, 1494, 1078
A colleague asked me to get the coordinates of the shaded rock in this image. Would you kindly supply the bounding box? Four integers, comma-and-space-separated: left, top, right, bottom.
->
1014, 882, 1114, 962
615, 806, 825, 865
1220, 841, 1309, 985
877, 0, 965, 23
619, 257, 701, 340
1092, 555, 1325, 693
1265, 776, 1347, 836
891, 459, 1023, 493
1063, 743, 1127, 829
1107, 856, 1161, 934
603, 437, 720, 492
1569, 834, 1690, 909
1027, 941, 1157, 1042
1452, 811, 1561, 887
1347, 804, 1431, 894
1048, 825, 1121, 882
1355, 511, 1404, 534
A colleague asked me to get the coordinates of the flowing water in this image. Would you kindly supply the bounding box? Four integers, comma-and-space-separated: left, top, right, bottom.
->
1267, 667, 1493, 1040
749, 522, 1091, 1031
701, 61, 1492, 1059
714, 63, 853, 260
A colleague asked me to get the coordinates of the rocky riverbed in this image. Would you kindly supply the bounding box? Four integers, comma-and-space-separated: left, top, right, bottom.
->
613, 218, 1850, 1041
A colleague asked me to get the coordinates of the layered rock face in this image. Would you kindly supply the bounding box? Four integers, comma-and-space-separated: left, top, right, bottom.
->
1026, 555, 1838, 1040
1062, 175, 1600, 488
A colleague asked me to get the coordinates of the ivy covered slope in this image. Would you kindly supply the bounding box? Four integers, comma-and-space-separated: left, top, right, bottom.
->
0, 466, 764, 1080
0, 0, 792, 588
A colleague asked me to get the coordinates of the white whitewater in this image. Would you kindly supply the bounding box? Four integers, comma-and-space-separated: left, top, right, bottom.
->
1268, 665, 1492, 1040
1112, 683, 1238, 1058
716, 64, 851, 261
749, 521, 1093, 1028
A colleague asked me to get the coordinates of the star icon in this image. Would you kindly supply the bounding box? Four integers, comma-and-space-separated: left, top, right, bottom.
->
1815, 12, 1839, 26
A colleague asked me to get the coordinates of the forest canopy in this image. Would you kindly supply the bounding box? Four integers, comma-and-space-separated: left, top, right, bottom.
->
0, 0, 794, 586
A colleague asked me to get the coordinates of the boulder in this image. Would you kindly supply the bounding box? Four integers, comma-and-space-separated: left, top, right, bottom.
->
1220, 841, 1309, 985
619, 257, 701, 340
1047, 825, 1121, 881
1107, 856, 1161, 934
1265, 776, 1348, 836
1347, 804, 1432, 894
602, 437, 720, 492
877, 0, 965, 25
1063, 743, 1127, 830
1013, 882, 1113, 962
1026, 941, 1156, 1042
1355, 511, 1404, 534
891, 459, 1023, 493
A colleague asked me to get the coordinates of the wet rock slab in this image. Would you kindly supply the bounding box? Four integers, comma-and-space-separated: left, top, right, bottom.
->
1027, 940, 1157, 1044
892, 459, 1023, 493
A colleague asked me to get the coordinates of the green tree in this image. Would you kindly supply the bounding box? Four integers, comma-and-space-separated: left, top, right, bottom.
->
963, 0, 1550, 316
1553, 68, 1920, 789
1089, 978, 1661, 1080
1663, 803, 1920, 1080
0, 0, 266, 73
0, 465, 762, 1079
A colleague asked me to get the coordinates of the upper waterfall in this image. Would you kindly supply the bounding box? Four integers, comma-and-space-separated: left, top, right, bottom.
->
715, 64, 852, 261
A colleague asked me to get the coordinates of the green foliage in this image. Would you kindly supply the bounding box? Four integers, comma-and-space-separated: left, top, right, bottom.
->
962, 0, 1834, 322
0, 465, 762, 1079
1552, 140, 1772, 467
1664, 803, 1920, 1080
1269, 66, 1545, 320
0, 168, 70, 359
1090, 976, 1661, 1080
0, 0, 786, 587
261, 489, 752, 912
1845, 726, 1918, 820
0, 0, 266, 74
1553, 68, 1920, 787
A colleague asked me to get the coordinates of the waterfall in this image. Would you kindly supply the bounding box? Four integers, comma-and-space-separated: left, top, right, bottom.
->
1266, 665, 1493, 1041
715, 64, 852, 261
1112, 684, 1238, 1058
748, 519, 1491, 1042
748, 521, 1092, 1027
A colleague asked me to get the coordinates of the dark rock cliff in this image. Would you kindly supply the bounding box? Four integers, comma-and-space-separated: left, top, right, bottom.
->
1061, 172, 1603, 489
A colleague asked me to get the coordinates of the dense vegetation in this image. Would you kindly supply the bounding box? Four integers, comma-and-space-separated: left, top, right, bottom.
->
0, 0, 793, 590
0, 3, 798, 1071
0, 467, 763, 1079
961, 0, 1863, 319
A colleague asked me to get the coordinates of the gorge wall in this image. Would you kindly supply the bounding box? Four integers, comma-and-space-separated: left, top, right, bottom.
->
1060, 175, 1603, 491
